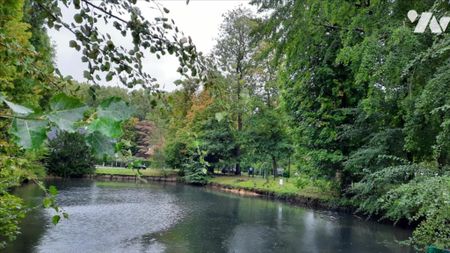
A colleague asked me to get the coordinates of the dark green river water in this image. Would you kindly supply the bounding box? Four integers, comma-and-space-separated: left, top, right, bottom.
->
5, 179, 416, 253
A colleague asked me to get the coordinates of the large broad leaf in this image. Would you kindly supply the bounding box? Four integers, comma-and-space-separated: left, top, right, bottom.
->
97, 97, 132, 122
47, 93, 87, 132
88, 118, 123, 138
11, 118, 47, 149
215, 112, 227, 122
86, 131, 115, 158
0, 96, 33, 115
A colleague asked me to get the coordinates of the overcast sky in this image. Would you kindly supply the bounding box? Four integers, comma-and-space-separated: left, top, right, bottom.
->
48, 0, 255, 91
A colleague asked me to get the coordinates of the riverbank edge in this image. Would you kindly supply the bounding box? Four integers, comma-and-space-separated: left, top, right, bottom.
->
207, 182, 353, 213
87, 173, 353, 213
85, 174, 180, 182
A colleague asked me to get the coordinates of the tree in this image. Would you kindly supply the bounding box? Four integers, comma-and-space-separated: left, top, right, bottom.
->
0, 0, 52, 247
189, 89, 237, 173
252, 0, 449, 248
244, 106, 290, 178
213, 7, 257, 175
46, 132, 95, 177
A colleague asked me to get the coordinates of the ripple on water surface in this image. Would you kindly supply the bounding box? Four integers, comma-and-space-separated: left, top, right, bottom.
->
35, 182, 184, 253
7, 180, 416, 253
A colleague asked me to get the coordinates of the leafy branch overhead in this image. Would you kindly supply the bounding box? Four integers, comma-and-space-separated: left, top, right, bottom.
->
36, 0, 203, 88
0, 94, 131, 157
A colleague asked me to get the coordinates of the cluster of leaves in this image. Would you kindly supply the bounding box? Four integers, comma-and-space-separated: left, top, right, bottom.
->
1, 94, 131, 156
41, 184, 69, 226
46, 131, 96, 177
0, 194, 25, 248
165, 140, 189, 172
0, 150, 46, 248
349, 162, 430, 215
164, 88, 225, 183
251, 0, 450, 248
36, 0, 202, 88
183, 141, 209, 185
350, 162, 450, 249
295, 173, 337, 193
382, 176, 450, 249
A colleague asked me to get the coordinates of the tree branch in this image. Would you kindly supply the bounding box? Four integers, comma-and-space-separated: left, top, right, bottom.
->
81, 0, 128, 24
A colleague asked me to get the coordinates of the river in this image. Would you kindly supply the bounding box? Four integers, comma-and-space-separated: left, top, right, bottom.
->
5, 179, 416, 253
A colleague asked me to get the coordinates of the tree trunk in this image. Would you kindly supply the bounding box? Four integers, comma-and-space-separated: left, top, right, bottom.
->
287, 155, 291, 180
272, 155, 277, 178
235, 162, 241, 175
235, 112, 242, 175
235, 68, 243, 176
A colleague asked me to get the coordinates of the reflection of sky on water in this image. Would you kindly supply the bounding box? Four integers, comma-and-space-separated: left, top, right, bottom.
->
36, 182, 184, 253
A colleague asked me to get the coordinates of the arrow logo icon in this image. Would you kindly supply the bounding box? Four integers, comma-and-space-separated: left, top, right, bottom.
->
408, 10, 450, 34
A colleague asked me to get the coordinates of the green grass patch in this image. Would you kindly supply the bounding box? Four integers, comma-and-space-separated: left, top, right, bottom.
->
95, 167, 178, 177
209, 176, 337, 200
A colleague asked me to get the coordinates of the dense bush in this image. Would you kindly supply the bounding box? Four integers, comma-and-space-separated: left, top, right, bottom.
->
165, 141, 189, 171
349, 162, 450, 249
45, 132, 95, 177
381, 176, 450, 249
183, 159, 209, 185
295, 174, 337, 193
0, 194, 26, 249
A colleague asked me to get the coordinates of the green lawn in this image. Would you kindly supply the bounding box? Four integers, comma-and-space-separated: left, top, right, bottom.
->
209, 176, 337, 200
95, 168, 335, 200
95, 167, 178, 177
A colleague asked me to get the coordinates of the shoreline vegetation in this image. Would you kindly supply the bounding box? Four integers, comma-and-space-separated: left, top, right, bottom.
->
93, 168, 350, 213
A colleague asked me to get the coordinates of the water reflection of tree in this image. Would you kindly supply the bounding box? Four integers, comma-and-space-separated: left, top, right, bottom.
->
140, 187, 243, 253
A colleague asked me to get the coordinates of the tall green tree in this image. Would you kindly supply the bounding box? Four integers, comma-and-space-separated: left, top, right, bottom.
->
213, 7, 257, 175
244, 106, 290, 177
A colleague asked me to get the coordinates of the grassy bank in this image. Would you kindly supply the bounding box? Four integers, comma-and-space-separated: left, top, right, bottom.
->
95, 167, 178, 177
94, 168, 337, 203
208, 176, 337, 201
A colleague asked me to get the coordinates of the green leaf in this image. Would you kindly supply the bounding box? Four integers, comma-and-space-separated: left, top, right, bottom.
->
0, 96, 33, 115
43, 198, 52, 208
83, 70, 92, 80
74, 0, 80, 8
86, 131, 115, 157
215, 112, 227, 122
88, 118, 123, 138
74, 13, 83, 23
47, 93, 87, 132
105, 72, 114, 81
69, 40, 78, 48
48, 186, 58, 196
62, 212, 69, 219
97, 97, 132, 121
11, 118, 47, 149
52, 215, 61, 225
